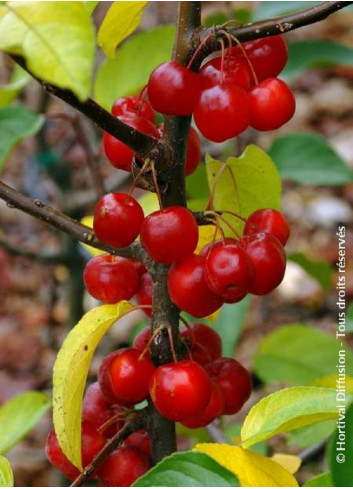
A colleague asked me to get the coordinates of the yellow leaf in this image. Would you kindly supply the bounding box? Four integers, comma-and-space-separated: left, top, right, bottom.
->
53, 301, 133, 469
195, 225, 222, 254
80, 216, 102, 257
312, 374, 353, 394
271, 454, 301, 475
195, 444, 298, 487
98, 1, 148, 59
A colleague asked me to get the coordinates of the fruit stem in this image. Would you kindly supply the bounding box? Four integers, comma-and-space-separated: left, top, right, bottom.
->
186, 30, 215, 70
220, 29, 259, 85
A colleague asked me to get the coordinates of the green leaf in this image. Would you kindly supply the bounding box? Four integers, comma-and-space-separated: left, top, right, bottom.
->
252, 2, 318, 20
0, 65, 31, 107
0, 106, 43, 170
223, 422, 268, 456
134, 451, 239, 487
0, 457, 14, 487
0, 2, 95, 100
288, 420, 335, 449
0, 391, 51, 455
241, 386, 352, 448
94, 25, 175, 110
304, 472, 332, 487
214, 297, 250, 357
98, 1, 148, 59
330, 402, 353, 486
268, 132, 353, 185
254, 324, 353, 385
84, 1, 98, 14
346, 303, 353, 332
283, 40, 353, 80
53, 301, 133, 470
288, 252, 332, 291
206, 145, 281, 235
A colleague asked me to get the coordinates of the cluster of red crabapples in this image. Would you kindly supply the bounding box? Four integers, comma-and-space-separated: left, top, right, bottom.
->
46, 322, 252, 486
148, 34, 295, 142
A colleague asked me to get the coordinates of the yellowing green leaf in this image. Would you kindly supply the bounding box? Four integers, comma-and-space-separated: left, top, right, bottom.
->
0, 2, 95, 100
271, 454, 301, 475
195, 225, 222, 254
0, 65, 31, 107
84, 1, 98, 14
241, 386, 352, 448
0, 456, 13, 487
206, 145, 281, 235
53, 301, 133, 469
98, 1, 148, 58
312, 374, 353, 394
79, 216, 102, 257
195, 444, 298, 487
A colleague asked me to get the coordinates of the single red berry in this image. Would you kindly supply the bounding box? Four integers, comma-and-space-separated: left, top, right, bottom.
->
239, 232, 286, 295
182, 380, 224, 429
82, 382, 122, 438
140, 206, 199, 264
133, 326, 152, 351
200, 55, 252, 90
103, 115, 159, 172
84, 255, 138, 304
194, 84, 250, 142
136, 273, 153, 318
148, 61, 200, 116
46, 421, 106, 481
158, 125, 201, 176
149, 360, 212, 421
181, 322, 222, 366
129, 258, 147, 278
168, 254, 223, 318
249, 78, 295, 131
204, 243, 254, 303
199, 237, 238, 257
98, 348, 155, 404
206, 357, 252, 415
233, 35, 288, 82
244, 209, 290, 245
94, 192, 144, 249
99, 446, 150, 487
125, 430, 150, 456
112, 95, 156, 124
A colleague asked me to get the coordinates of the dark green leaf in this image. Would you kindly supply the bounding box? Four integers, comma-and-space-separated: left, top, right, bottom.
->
94, 25, 175, 110
288, 252, 332, 291
134, 451, 239, 487
330, 402, 353, 486
283, 40, 353, 80
268, 132, 353, 185
0, 106, 44, 171
304, 472, 332, 487
186, 164, 209, 201
215, 297, 250, 357
0, 391, 51, 455
252, 2, 318, 20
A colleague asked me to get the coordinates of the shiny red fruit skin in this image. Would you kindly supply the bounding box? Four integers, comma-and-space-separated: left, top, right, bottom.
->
84, 255, 139, 304
168, 254, 223, 318
244, 208, 290, 246
94, 193, 144, 248
158, 125, 201, 176
98, 348, 155, 404
125, 429, 150, 456
82, 382, 120, 438
233, 35, 288, 82
181, 322, 222, 366
140, 206, 199, 264
194, 84, 250, 143
112, 96, 156, 124
46, 422, 106, 481
136, 273, 153, 317
200, 237, 238, 257
204, 244, 254, 303
133, 326, 152, 351
148, 61, 200, 115
99, 446, 150, 487
206, 358, 252, 415
182, 380, 224, 428
200, 55, 252, 90
239, 232, 286, 295
149, 360, 212, 421
249, 78, 295, 131
103, 115, 159, 171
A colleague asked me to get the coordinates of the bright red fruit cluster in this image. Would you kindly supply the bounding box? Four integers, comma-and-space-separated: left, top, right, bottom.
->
148, 35, 295, 142
103, 95, 201, 176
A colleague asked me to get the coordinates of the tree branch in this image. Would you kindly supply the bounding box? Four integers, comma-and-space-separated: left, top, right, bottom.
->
71, 411, 146, 487
0, 180, 146, 261
199, 1, 353, 57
